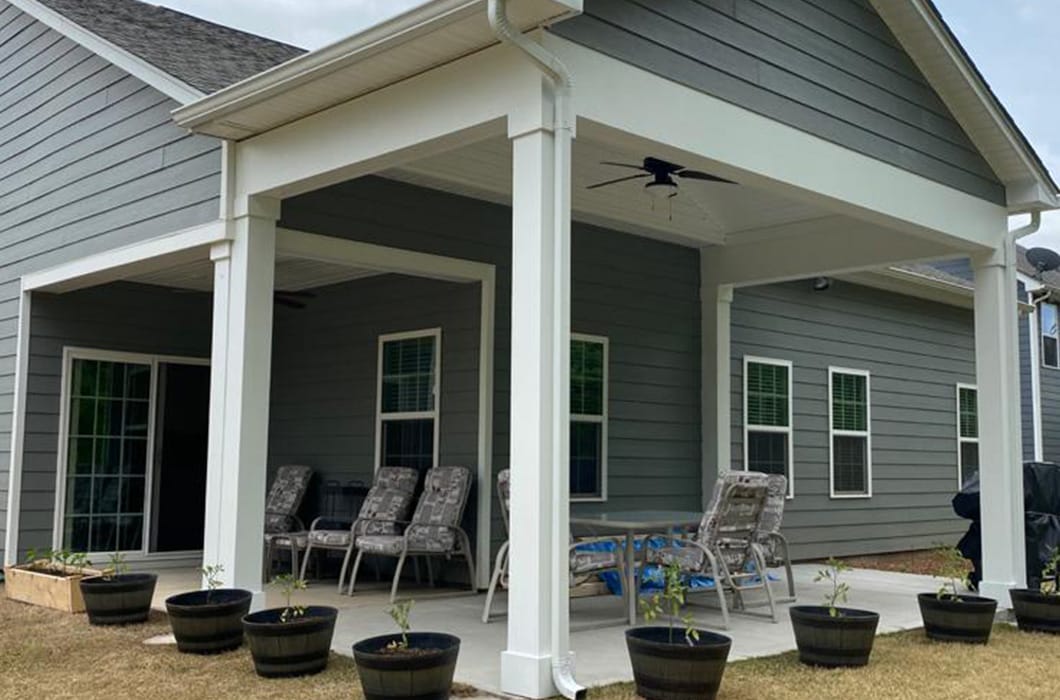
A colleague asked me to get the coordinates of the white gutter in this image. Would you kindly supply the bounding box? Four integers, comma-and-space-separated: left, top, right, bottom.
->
488, 1, 583, 698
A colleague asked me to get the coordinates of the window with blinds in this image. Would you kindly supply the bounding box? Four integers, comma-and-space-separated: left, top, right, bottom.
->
744, 357, 793, 496
377, 330, 440, 473
957, 384, 979, 486
571, 335, 608, 500
829, 368, 871, 497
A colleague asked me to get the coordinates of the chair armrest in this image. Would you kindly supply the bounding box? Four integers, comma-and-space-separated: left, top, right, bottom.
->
308, 516, 352, 532
266, 511, 306, 532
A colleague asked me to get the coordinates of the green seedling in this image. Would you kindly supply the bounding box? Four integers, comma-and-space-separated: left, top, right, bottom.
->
272, 574, 308, 623
815, 557, 851, 618
385, 599, 415, 651
640, 560, 700, 646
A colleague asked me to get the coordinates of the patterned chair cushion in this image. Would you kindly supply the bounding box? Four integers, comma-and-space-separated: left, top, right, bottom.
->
647, 544, 706, 570
264, 465, 313, 533
375, 466, 419, 494
403, 466, 471, 553
497, 468, 512, 531
356, 534, 405, 556
754, 473, 788, 565
570, 548, 621, 575
354, 487, 416, 537
308, 529, 352, 547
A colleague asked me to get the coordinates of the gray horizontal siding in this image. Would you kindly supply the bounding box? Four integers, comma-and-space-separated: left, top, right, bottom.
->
730, 279, 975, 559
18, 284, 212, 556
551, 0, 1003, 203
1041, 361, 1060, 463
0, 1, 221, 561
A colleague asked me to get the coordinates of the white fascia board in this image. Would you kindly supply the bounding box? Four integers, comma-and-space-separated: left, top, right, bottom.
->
9, 0, 203, 105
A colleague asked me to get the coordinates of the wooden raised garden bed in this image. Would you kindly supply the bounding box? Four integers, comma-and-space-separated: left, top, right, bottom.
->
5, 562, 102, 613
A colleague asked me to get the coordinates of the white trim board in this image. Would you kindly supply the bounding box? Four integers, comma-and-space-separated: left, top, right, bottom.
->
741, 355, 795, 499
827, 366, 873, 500
6, 0, 204, 105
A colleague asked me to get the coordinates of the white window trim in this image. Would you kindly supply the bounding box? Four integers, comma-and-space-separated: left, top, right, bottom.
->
828, 367, 872, 499
1040, 301, 1060, 370
956, 383, 979, 489
742, 356, 795, 498
571, 333, 609, 503
52, 347, 209, 561
374, 328, 442, 471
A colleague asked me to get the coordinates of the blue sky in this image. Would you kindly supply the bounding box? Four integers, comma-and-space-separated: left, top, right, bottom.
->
156, 0, 1059, 245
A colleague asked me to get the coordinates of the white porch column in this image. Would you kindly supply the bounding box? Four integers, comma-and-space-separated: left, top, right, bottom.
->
973, 238, 1027, 602
700, 249, 733, 507
501, 123, 570, 697
203, 196, 278, 607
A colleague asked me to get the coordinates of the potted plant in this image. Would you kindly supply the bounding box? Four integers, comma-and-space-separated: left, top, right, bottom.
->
4, 548, 100, 612
353, 600, 461, 700
625, 562, 732, 700
789, 557, 879, 667
80, 552, 158, 626
243, 574, 338, 678
1010, 548, 1060, 634
917, 545, 997, 644
166, 564, 253, 654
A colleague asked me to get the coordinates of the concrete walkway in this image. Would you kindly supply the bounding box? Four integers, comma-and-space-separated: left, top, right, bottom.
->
153, 564, 939, 695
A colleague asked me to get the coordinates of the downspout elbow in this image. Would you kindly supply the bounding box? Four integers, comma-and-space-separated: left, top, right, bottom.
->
1011, 210, 1042, 240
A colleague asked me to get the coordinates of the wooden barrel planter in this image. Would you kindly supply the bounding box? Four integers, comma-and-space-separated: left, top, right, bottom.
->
165, 589, 253, 654
353, 632, 460, 700
789, 606, 879, 667
242, 605, 338, 678
625, 627, 731, 700
79, 573, 158, 626
1010, 589, 1060, 634
917, 593, 997, 643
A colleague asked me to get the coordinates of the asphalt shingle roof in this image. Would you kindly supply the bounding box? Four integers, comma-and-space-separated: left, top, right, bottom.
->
37, 0, 306, 94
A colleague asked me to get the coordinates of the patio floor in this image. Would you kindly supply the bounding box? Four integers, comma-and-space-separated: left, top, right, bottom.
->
152, 564, 940, 695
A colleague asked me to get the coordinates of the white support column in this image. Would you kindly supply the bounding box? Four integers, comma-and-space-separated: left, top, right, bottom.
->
202, 196, 278, 606
4, 288, 31, 565
501, 125, 567, 699
700, 249, 733, 508
973, 238, 1027, 602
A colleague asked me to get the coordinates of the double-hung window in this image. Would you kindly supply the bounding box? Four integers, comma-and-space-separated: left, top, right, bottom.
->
570, 334, 608, 501
376, 329, 440, 473
956, 384, 979, 486
829, 368, 871, 498
743, 357, 794, 496
1042, 302, 1059, 368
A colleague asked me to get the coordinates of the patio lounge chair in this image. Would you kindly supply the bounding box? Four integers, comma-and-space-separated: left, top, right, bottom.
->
261, 464, 314, 579
755, 473, 796, 603
298, 466, 419, 592
350, 465, 476, 602
646, 470, 776, 629
482, 468, 626, 623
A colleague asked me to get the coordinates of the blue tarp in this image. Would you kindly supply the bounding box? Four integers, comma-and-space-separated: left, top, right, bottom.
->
574, 536, 718, 595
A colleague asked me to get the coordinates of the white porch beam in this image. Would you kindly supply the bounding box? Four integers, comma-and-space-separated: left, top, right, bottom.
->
233, 44, 545, 204
710, 216, 963, 288
700, 249, 732, 506
203, 197, 279, 605
973, 238, 1027, 602
544, 34, 1008, 251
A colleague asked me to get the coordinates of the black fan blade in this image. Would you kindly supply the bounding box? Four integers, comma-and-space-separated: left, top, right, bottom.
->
274, 297, 307, 310
599, 161, 648, 171
276, 290, 317, 299
586, 173, 650, 190
676, 169, 736, 184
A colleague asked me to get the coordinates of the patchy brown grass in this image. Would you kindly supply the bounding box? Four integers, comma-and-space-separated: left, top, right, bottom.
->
0, 588, 480, 699
592, 624, 1060, 699
835, 549, 971, 577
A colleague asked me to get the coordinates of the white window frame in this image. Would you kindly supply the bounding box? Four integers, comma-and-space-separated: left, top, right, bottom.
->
52, 347, 210, 561
570, 333, 609, 503
742, 356, 794, 498
374, 328, 442, 472
828, 367, 872, 499
956, 383, 979, 488
1041, 301, 1060, 369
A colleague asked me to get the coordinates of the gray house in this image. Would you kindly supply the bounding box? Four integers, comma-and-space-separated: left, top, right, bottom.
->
0, 1, 1057, 696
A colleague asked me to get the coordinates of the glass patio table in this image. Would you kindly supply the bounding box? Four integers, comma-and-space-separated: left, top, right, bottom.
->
570, 510, 703, 626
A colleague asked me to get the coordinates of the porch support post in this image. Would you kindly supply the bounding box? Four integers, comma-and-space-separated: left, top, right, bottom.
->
203, 196, 278, 606
973, 238, 1027, 602
501, 123, 569, 698
700, 249, 733, 507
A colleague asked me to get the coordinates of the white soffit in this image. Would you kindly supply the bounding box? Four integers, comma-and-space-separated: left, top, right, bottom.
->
873, 0, 1058, 210
173, 0, 581, 140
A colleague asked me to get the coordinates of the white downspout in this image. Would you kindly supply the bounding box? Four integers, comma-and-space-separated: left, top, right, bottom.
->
487, 2, 584, 699
1012, 211, 1044, 462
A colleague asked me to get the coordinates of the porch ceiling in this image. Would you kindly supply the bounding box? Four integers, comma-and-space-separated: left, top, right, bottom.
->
383, 135, 827, 247
127, 254, 382, 292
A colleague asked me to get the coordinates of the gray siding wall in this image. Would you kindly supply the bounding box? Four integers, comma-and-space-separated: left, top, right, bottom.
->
551, 0, 1004, 203
0, 1, 222, 561
18, 284, 212, 556
730, 280, 975, 559
1041, 361, 1060, 464
279, 177, 704, 550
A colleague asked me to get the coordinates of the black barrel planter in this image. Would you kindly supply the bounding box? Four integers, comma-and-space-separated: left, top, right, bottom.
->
917, 593, 997, 643
80, 573, 158, 626
166, 589, 253, 654
1010, 589, 1060, 634
242, 605, 338, 678
353, 632, 460, 700
789, 606, 879, 667
625, 627, 732, 700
